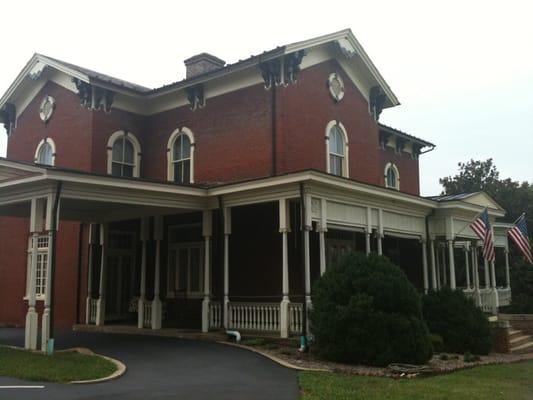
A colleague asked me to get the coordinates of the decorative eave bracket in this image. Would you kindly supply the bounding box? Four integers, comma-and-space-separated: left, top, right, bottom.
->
259, 50, 306, 89
72, 78, 115, 113
369, 86, 386, 121
0, 103, 16, 135
186, 85, 206, 111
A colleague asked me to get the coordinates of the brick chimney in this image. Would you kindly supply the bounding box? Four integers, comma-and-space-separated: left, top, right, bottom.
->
184, 53, 226, 79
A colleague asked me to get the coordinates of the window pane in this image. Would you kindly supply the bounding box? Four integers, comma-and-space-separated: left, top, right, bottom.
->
174, 136, 183, 160
189, 248, 201, 292
330, 127, 344, 155
174, 162, 183, 183
123, 139, 134, 164
181, 136, 191, 159
112, 138, 124, 162
330, 155, 343, 176
182, 160, 190, 184
387, 167, 396, 188
38, 143, 53, 165
122, 165, 134, 178
112, 163, 122, 177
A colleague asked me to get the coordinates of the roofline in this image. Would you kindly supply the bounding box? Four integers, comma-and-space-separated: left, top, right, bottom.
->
378, 123, 435, 148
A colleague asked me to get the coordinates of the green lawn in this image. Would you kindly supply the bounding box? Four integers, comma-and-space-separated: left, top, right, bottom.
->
299, 361, 533, 400
0, 345, 117, 383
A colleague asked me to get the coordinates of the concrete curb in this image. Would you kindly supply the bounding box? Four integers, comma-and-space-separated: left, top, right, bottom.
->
217, 341, 330, 372
66, 347, 126, 384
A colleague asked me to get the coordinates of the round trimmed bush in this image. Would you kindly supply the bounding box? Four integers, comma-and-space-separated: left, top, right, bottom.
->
422, 288, 491, 355
310, 253, 433, 366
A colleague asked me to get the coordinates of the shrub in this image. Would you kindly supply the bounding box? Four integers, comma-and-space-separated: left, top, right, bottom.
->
422, 288, 491, 355
463, 352, 481, 363
310, 253, 433, 367
429, 333, 444, 353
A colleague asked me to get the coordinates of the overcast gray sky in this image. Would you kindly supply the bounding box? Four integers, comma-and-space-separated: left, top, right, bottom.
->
1, 0, 531, 195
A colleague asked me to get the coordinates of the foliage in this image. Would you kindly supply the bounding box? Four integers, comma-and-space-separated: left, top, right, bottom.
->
439, 158, 533, 231
464, 352, 481, 363
422, 288, 491, 355
503, 249, 533, 313
0, 345, 116, 383
299, 361, 533, 400
310, 253, 432, 367
429, 334, 444, 353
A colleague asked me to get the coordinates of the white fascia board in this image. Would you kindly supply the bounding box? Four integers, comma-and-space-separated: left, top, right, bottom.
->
0, 158, 46, 174
435, 201, 506, 217
44, 170, 207, 197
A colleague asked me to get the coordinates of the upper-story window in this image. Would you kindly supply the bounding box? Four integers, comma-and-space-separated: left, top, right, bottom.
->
384, 162, 400, 190
167, 127, 195, 184
34, 138, 56, 166
107, 131, 141, 178
325, 121, 349, 177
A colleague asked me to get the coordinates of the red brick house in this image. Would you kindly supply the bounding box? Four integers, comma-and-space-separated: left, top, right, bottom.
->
0, 29, 512, 351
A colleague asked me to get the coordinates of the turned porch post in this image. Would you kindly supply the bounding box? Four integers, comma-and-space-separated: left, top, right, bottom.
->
279, 199, 291, 338
319, 199, 328, 275
201, 210, 212, 333
96, 223, 107, 326
152, 216, 163, 329
472, 242, 481, 306
85, 224, 96, 324
223, 207, 231, 328
484, 257, 490, 289
505, 248, 510, 289
137, 218, 149, 329
365, 207, 372, 256
464, 243, 471, 289
421, 239, 429, 294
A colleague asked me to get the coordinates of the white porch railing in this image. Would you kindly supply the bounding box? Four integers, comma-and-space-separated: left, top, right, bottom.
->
143, 302, 152, 328
209, 302, 222, 329
479, 288, 495, 313
89, 298, 98, 324
289, 303, 303, 334
228, 302, 280, 332
498, 288, 512, 307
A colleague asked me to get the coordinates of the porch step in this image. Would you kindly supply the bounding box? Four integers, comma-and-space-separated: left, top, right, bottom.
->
510, 340, 533, 354
508, 329, 523, 340
509, 334, 533, 348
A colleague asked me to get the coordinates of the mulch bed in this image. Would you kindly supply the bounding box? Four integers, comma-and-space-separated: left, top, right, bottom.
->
239, 338, 533, 378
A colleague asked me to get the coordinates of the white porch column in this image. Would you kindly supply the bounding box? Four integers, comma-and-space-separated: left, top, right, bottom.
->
279, 199, 291, 338
448, 240, 456, 290
435, 242, 441, 289
484, 258, 490, 289
441, 246, 447, 287
25, 198, 44, 350
201, 210, 212, 333
429, 238, 437, 290
151, 216, 163, 330
42, 194, 58, 352
365, 207, 372, 256
491, 257, 499, 314
95, 223, 107, 326
137, 218, 149, 329
223, 207, 231, 328
505, 248, 510, 289
377, 209, 383, 256
464, 244, 471, 289
421, 239, 429, 294
85, 224, 96, 324
319, 199, 328, 274
303, 194, 312, 309
472, 243, 481, 306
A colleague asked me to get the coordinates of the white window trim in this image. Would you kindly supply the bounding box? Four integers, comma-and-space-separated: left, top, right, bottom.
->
384, 162, 400, 190
325, 120, 349, 178
167, 127, 195, 183
34, 138, 56, 166
106, 130, 142, 178
24, 234, 49, 301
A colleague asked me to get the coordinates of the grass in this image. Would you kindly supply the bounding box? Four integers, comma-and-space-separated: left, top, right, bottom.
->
0, 345, 117, 383
299, 361, 533, 400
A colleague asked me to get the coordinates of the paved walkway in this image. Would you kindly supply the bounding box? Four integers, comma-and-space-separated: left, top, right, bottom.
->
0, 328, 299, 400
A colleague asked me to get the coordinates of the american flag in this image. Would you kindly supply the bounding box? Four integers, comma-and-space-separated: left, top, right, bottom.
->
508, 214, 532, 264
470, 208, 495, 262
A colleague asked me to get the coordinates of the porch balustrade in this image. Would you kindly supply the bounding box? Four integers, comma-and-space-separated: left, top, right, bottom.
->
209, 302, 221, 329
498, 288, 511, 307
89, 298, 98, 324
228, 302, 281, 332
143, 302, 152, 328
288, 303, 303, 334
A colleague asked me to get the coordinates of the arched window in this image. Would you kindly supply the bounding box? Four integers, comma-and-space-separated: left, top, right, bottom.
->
107, 131, 141, 178
34, 138, 56, 166
384, 162, 400, 190
167, 127, 195, 184
325, 121, 349, 177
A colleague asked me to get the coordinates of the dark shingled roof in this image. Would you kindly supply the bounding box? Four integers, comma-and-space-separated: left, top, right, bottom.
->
427, 192, 479, 201
378, 123, 435, 148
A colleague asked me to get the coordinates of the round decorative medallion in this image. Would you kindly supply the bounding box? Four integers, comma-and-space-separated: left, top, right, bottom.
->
39, 95, 55, 122
328, 73, 345, 102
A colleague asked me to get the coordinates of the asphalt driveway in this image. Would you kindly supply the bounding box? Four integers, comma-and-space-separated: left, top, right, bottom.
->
0, 328, 299, 400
